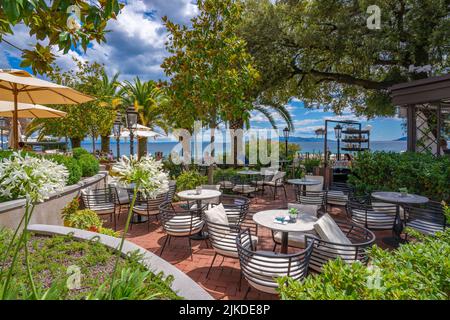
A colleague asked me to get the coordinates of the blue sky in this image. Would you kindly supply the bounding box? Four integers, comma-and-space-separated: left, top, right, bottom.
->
0, 0, 405, 141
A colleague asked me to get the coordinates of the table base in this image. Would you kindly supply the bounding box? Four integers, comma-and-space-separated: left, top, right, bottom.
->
131, 215, 149, 224
190, 231, 209, 241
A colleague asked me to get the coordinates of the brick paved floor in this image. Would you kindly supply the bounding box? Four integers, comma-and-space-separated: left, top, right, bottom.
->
106, 185, 395, 300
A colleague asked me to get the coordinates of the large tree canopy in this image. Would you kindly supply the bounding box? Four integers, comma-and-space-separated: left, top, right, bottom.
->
239, 0, 450, 117
0, 0, 122, 75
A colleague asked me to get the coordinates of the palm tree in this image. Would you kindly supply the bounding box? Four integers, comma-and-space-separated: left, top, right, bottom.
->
96, 70, 121, 153
120, 78, 169, 158
228, 103, 294, 166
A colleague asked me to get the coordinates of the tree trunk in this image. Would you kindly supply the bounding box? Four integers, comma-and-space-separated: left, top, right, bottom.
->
138, 137, 148, 160
70, 137, 81, 149
101, 135, 111, 154
230, 118, 244, 167
207, 125, 216, 184
92, 136, 96, 154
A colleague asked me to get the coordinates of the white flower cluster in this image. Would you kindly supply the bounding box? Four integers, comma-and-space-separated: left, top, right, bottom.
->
110, 155, 169, 199
0, 152, 69, 203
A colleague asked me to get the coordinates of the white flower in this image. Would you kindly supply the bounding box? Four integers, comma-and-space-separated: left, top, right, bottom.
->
0, 152, 69, 203
110, 155, 169, 199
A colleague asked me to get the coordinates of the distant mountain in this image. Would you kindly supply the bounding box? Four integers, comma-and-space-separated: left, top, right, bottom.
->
394, 137, 407, 141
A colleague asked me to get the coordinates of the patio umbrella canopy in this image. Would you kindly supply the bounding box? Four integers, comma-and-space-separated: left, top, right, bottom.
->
0, 101, 67, 118
0, 69, 93, 149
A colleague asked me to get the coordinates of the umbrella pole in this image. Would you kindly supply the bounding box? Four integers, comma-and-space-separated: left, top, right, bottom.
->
13, 86, 19, 150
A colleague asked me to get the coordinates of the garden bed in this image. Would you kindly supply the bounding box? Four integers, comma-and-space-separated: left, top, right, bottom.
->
0, 228, 179, 300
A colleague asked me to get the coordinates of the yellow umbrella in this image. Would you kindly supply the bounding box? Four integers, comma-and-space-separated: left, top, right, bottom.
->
0, 69, 93, 149
0, 101, 67, 118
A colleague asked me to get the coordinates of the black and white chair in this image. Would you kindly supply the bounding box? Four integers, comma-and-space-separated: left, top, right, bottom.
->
81, 187, 118, 230
232, 175, 259, 198
403, 201, 447, 238
295, 190, 327, 214
219, 194, 251, 225
110, 184, 130, 218
203, 203, 258, 281
264, 171, 287, 200
327, 182, 354, 208
129, 191, 167, 231
306, 216, 376, 273
237, 228, 313, 298
272, 203, 319, 251
159, 202, 207, 260
347, 197, 398, 232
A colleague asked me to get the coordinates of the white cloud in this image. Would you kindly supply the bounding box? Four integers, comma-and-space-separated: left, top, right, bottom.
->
0, 0, 199, 81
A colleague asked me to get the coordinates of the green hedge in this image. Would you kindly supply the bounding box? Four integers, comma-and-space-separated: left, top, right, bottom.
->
348, 152, 450, 202
278, 229, 450, 300
45, 155, 82, 185
78, 154, 100, 177
176, 170, 208, 192
72, 147, 90, 160
0, 150, 99, 186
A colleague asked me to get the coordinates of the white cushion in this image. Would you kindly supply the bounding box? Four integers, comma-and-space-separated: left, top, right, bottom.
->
204, 204, 229, 226
372, 202, 406, 220
233, 185, 257, 194
287, 203, 318, 216
314, 214, 351, 245
271, 171, 286, 182
305, 175, 324, 191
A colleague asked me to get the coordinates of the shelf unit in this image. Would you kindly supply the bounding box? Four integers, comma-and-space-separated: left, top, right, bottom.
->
341, 127, 371, 152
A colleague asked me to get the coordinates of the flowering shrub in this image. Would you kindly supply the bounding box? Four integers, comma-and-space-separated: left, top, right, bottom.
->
0, 152, 68, 202
110, 155, 169, 199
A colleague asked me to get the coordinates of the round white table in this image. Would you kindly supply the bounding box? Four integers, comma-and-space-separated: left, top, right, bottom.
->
177, 189, 222, 240
372, 192, 429, 205
287, 179, 321, 195
253, 209, 318, 254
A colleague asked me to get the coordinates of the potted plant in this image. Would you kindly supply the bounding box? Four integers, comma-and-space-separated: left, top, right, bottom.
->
399, 187, 409, 197
289, 208, 299, 223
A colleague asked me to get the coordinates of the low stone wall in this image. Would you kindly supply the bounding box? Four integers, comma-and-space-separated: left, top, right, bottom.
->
27, 224, 214, 300
0, 172, 108, 230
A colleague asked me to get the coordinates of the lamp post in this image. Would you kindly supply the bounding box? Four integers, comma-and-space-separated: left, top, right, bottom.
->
113, 113, 122, 161
125, 106, 138, 156
0, 117, 5, 150
334, 124, 343, 161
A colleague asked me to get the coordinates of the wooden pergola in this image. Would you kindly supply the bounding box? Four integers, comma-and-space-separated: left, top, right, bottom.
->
390, 74, 450, 156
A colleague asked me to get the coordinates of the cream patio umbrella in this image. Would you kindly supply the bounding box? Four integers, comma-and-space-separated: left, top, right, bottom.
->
0, 101, 67, 118
0, 69, 93, 149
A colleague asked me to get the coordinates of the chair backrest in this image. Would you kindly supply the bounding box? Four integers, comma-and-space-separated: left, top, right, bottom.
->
348, 200, 397, 230
305, 175, 324, 191
165, 181, 177, 203
330, 182, 354, 194
306, 219, 375, 272
81, 188, 114, 209
296, 190, 327, 207
236, 229, 313, 292
404, 201, 447, 235
159, 202, 205, 237
109, 184, 128, 205
131, 190, 167, 211
218, 195, 250, 223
